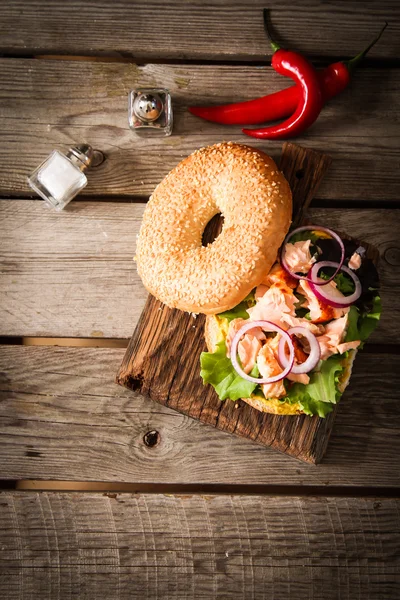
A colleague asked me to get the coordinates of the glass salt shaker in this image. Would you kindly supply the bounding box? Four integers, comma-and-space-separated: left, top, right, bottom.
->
27, 144, 94, 211
128, 89, 173, 136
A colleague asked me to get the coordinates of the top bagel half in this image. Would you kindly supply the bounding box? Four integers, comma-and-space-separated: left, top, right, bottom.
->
135, 142, 292, 314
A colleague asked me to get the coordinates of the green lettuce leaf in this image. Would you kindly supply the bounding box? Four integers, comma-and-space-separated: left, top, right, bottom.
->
305, 354, 343, 404
294, 292, 310, 319
358, 294, 382, 341
218, 302, 250, 323
296, 394, 335, 418
345, 305, 360, 342
319, 270, 355, 294
345, 294, 382, 344
200, 340, 258, 401
283, 355, 344, 417
335, 272, 356, 294
218, 292, 255, 323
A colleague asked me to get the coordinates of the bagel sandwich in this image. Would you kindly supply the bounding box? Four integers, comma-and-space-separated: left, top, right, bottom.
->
200, 235, 381, 418
133, 141, 380, 418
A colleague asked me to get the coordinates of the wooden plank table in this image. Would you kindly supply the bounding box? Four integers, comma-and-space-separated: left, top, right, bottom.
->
0, 2, 399, 597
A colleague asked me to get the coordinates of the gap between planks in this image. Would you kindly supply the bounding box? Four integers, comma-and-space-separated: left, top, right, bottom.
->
0, 337, 130, 348
0, 338, 399, 354
1, 480, 398, 498
3, 195, 400, 209
1, 52, 399, 69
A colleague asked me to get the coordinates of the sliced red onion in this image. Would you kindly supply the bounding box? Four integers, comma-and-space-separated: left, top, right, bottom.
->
230, 320, 294, 384
309, 261, 362, 308
278, 327, 321, 374
280, 225, 345, 285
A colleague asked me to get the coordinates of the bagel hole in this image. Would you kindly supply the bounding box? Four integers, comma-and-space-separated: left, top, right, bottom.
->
202, 213, 224, 246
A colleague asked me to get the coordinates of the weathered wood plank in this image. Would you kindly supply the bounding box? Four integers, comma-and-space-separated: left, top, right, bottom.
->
0, 201, 398, 341
0, 492, 398, 600
0, 200, 146, 339
0, 346, 399, 486
0, 0, 398, 60
0, 59, 398, 201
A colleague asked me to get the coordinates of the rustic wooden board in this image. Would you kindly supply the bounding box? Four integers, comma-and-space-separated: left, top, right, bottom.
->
0, 0, 398, 60
0, 59, 399, 201
116, 144, 376, 464
0, 492, 398, 600
1, 200, 398, 340
1, 345, 399, 485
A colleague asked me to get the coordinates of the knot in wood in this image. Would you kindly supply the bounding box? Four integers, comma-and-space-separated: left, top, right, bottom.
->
143, 430, 160, 448
384, 246, 400, 266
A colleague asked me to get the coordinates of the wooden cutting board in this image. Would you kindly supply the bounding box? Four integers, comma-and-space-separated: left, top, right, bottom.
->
117, 142, 343, 464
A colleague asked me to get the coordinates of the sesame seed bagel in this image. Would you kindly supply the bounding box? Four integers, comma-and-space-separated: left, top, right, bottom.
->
136, 142, 292, 314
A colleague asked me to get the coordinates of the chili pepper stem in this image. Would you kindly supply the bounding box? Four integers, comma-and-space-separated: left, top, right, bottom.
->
263, 8, 281, 53
346, 22, 388, 72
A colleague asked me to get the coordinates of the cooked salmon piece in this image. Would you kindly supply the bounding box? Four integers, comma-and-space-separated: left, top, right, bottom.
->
283, 240, 316, 274
257, 343, 287, 399
298, 279, 349, 323
238, 334, 262, 374
278, 334, 310, 385
226, 318, 247, 355
255, 262, 297, 301
337, 340, 360, 354
317, 314, 360, 359
287, 372, 310, 385
262, 262, 297, 289
251, 269, 326, 333
247, 286, 297, 326
226, 318, 265, 356
281, 313, 325, 335
348, 252, 362, 270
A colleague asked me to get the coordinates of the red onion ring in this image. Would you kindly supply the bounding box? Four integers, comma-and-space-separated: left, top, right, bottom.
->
309, 261, 362, 308
280, 225, 345, 285
278, 327, 321, 374
230, 320, 294, 384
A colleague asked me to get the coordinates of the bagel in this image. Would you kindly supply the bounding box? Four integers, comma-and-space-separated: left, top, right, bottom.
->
135, 142, 292, 314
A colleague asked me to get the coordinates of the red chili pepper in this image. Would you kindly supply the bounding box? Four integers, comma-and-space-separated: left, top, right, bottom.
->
189, 68, 332, 125
242, 10, 322, 139
189, 22, 387, 127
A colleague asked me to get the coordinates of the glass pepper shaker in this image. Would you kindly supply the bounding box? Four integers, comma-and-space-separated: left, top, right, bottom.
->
128, 89, 173, 136
27, 144, 94, 211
